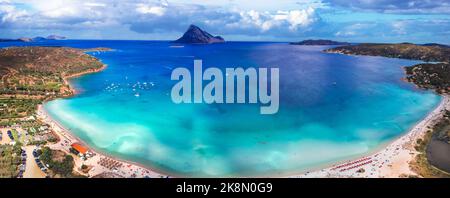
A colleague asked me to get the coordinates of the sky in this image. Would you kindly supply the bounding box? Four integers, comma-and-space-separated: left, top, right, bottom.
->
0, 0, 449, 43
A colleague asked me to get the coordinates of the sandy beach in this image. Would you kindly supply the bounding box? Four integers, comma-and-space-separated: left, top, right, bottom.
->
289, 95, 450, 178
37, 105, 169, 178
33, 51, 450, 178
35, 95, 449, 178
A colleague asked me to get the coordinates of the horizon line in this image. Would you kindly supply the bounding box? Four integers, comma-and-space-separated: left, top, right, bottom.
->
3, 39, 449, 45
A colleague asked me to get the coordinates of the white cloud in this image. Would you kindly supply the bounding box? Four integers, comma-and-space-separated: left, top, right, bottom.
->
0, 2, 28, 23
392, 21, 406, 35
42, 6, 78, 18
136, 4, 166, 16
335, 31, 355, 36
333, 23, 375, 37
231, 7, 318, 33
325, 0, 450, 14
1, 0, 320, 37
84, 2, 107, 7
276, 8, 316, 30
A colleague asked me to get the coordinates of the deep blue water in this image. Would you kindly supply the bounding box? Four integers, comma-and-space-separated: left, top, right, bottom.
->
0, 40, 441, 177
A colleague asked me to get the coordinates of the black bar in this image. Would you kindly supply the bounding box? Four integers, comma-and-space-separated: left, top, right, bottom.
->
0, 178, 448, 196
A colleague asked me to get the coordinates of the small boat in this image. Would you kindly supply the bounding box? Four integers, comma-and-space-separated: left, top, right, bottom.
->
134, 93, 140, 97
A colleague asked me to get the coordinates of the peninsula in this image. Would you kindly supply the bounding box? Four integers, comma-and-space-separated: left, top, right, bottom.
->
1, 46, 167, 178
325, 43, 450, 93
0, 46, 115, 178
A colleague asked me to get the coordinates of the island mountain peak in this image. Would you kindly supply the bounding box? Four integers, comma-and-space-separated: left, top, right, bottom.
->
173, 24, 225, 44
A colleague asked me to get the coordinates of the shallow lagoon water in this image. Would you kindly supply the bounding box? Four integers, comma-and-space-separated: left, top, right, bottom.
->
1, 40, 439, 177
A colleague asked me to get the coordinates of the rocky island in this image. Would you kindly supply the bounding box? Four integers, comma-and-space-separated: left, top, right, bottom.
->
0, 35, 67, 43
290, 39, 350, 46
173, 24, 225, 44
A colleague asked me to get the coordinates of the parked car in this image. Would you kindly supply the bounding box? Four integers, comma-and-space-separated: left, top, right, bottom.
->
7, 130, 14, 140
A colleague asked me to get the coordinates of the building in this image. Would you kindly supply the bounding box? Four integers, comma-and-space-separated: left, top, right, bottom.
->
71, 143, 89, 155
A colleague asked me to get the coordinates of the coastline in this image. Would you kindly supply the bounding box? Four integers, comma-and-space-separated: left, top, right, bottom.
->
37, 105, 170, 178
289, 95, 449, 178
38, 91, 449, 178
61, 63, 107, 96
34, 48, 449, 178
35, 51, 172, 178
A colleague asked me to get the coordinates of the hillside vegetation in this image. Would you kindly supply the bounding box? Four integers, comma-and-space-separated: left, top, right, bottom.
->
326, 43, 450, 94
0, 47, 109, 119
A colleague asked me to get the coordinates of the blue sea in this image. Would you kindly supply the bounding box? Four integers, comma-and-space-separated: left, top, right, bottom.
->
0, 40, 441, 177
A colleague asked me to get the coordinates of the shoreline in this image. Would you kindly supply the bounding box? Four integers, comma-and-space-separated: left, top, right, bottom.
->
37, 105, 171, 178
34, 48, 449, 178
35, 50, 172, 178
61, 64, 107, 96
38, 94, 449, 178
289, 95, 449, 178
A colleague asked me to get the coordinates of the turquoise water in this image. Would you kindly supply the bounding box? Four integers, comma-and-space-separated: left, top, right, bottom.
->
3, 40, 439, 177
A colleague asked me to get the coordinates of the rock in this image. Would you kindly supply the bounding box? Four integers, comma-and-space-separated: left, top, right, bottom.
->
173, 24, 225, 44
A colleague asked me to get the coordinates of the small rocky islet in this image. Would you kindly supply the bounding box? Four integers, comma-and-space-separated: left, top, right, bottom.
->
173, 24, 225, 44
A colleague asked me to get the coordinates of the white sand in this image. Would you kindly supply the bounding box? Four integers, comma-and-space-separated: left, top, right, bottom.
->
289, 95, 449, 178
37, 95, 449, 178
37, 105, 169, 178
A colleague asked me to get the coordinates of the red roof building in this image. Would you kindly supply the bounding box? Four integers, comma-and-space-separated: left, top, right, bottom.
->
71, 143, 88, 154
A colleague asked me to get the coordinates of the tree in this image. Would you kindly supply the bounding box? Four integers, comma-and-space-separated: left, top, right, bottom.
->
12, 142, 22, 156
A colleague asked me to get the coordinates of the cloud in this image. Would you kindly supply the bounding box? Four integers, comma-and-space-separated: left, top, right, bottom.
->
275, 8, 317, 30
1, 0, 320, 38
127, 2, 320, 37
136, 4, 166, 16
224, 8, 318, 33
1, 0, 121, 30
84, 2, 106, 7
325, 0, 450, 14
391, 21, 407, 35
335, 22, 375, 36
329, 18, 450, 44
0, 1, 28, 25
0, 0, 449, 43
